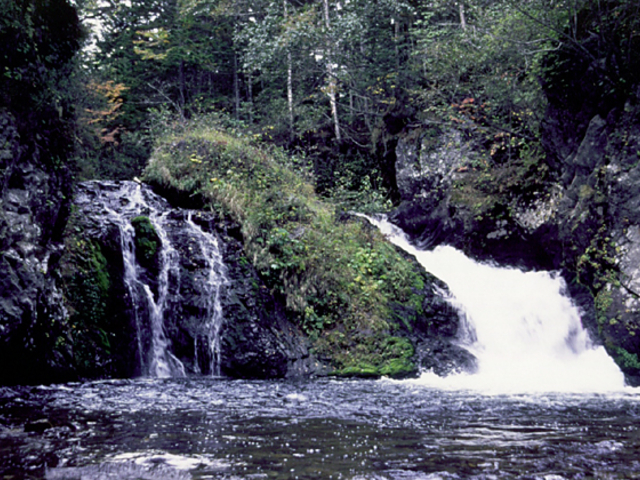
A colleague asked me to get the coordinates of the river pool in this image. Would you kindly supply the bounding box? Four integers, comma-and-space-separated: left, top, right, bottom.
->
1, 377, 639, 479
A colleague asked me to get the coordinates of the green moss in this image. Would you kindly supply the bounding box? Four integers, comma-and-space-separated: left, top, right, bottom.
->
58, 220, 114, 374
131, 216, 160, 267
326, 336, 416, 378
614, 346, 640, 372
379, 358, 416, 378
594, 288, 613, 328
378, 337, 416, 377
63, 239, 110, 324
330, 365, 380, 378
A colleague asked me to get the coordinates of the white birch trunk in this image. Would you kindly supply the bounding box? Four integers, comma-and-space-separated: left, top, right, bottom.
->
284, 0, 294, 140
322, 0, 341, 143
459, 2, 467, 31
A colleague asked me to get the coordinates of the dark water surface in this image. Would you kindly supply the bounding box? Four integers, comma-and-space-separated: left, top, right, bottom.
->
1, 378, 639, 479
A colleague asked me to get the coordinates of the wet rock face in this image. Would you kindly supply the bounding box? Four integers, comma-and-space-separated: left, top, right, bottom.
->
395, 129, 473, 203
390, 269, 477, 376
391, 90, 640, 385
0, 110, 73, 385
216, 230, 317, 379
66, 181, 315, 380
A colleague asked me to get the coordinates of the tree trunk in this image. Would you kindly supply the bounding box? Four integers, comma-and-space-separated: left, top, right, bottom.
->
322, 0, 341, 143
459, 1, 467, 31
233, 51, 240, 121
363, 96, 371, 132
247, 72, 254, 124
179, 59, 186, 120
284, 0, 294, 141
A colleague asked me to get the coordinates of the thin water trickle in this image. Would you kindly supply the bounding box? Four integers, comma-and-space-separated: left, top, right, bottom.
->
120, 218, 146, 371
146, 210, 185, 378
185, 212, 229, 376
73, 181, 229, 378
362, 214, 626, 393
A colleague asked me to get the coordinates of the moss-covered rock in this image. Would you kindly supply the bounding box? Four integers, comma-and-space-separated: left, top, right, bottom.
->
131, 215, 160, 270
55, 202, 139, 379
143, 121, 466, 378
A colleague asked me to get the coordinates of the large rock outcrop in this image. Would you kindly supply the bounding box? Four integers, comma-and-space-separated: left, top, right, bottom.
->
0, 0, 82, 385
389, 88, 640, 385
62, 181, 318, 380
0, 110, 74, 384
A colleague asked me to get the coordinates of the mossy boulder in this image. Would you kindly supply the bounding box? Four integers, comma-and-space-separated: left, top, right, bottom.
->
131, 216, 160, 270
57, 207, 137, 378
143, 122, 468, 379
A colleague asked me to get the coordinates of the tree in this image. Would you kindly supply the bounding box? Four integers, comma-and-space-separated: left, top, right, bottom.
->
1, 0, 82, 168
321, 0, 341, 143
406, 0, 568, 165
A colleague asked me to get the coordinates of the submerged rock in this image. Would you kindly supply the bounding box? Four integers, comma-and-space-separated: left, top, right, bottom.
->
24, 418, 54, 433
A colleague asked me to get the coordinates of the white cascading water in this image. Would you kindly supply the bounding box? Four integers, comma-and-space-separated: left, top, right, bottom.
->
145, 210, 186, 378
99, 183, 186, 378
364, 215, 626, 393
186, 212, 229, 376
75, 181, 231, 378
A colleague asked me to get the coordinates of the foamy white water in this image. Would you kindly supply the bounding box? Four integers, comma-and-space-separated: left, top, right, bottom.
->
364, 215, 626, 393
75, 181, 233, 379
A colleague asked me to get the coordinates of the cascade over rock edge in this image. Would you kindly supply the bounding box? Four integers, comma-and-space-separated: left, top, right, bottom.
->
390, 98, 640, 386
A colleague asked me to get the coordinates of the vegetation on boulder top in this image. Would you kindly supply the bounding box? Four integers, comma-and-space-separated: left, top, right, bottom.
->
143, 118, 441, 377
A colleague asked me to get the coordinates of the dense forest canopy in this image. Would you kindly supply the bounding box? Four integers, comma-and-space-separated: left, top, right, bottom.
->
1, 0, 638, 199
51, 0, 633, 201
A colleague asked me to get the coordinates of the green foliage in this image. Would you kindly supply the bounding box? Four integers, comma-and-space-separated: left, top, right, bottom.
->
409, 0, 556, 168
1, 0, 82, 168
614, 346, 640, 372
329, 336, 416, 378
143, 118, 431, 376
542, 0, 640, 119
448, 140, 551, 226
79, 0, 590, 204
594, 288, 614, 329
72, 76, 153, 180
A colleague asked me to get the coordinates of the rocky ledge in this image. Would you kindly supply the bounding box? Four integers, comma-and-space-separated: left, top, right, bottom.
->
389, 88, 640, 386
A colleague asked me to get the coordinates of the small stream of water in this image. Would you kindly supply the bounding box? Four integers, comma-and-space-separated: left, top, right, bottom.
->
185, 212, 229, 377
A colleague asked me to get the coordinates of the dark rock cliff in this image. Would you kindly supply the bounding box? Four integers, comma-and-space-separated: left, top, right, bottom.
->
62, 181, 319, 380
0, 0, 82, 385
390, 85, 640, 386
0, 110, 74, 384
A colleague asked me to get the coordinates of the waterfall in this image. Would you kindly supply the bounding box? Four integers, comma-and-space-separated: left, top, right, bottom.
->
186, 212, 229, 376
75, 181, 229, 378
364, 215, 626, 393
144, 210, 186, 378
